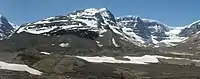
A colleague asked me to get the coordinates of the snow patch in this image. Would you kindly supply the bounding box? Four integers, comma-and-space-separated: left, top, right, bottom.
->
59, 43, 70, 48
99, 35, 104, 37
40, 52, 50, 55
17, 26, 58, 34
76, 55, 172, 64
44, 17, 55, 20
99, 29, 107, 34
96, 41, 103, 47
97, 44, 103, 47
76, 55, 200, 65
0, 61, 42, 75
167, 52, 194, 56
151, 35, 159, 44
112, 38, 120, 47
124, 55, 171, 63
34, 21, 51, 24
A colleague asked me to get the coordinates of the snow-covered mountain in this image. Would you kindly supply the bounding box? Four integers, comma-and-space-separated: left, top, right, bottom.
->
15, 8, 153, 54
116, 16, 187, 47
17, 8, 117, 34
116, 16, 170, 43
0, 15, 15, 40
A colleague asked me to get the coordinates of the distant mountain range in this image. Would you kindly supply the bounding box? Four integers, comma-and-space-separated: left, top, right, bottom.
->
116, 16, 200, 48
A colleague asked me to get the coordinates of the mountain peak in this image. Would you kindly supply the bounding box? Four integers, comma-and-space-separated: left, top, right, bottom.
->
0, 15, 15, 39
0, 14, 5, 19
0, 14, 7, 22
0, 15, 9, 24
71, 8, 110, 16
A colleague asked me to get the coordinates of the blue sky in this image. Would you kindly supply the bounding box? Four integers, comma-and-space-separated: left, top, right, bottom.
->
0, 0, 200, 26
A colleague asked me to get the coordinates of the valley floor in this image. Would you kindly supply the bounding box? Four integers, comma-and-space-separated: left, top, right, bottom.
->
0, 52, 200, 79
